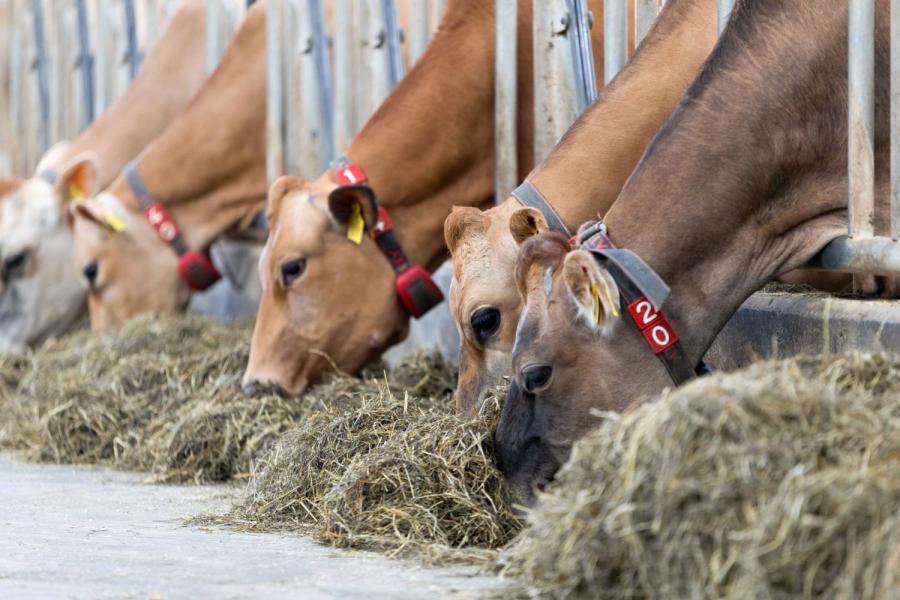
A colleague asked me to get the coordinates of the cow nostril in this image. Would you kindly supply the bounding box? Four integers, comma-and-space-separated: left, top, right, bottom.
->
521, 364, 553, 393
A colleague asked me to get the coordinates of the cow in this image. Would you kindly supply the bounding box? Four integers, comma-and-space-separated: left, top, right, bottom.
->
241, 0, 615, 395
444, 0, 719, 416
70, 0, 268, 330
0, 0, 209, 351
494, 0, 892, 503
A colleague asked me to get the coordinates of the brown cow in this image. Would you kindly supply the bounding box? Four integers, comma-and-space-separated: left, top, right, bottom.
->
70, 1, 268, 329
494, 0, 892, 503
242, 0, 613, 394
445, 0, 719, 416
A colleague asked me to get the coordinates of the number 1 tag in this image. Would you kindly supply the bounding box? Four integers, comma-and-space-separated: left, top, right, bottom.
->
347, 203, 365, 244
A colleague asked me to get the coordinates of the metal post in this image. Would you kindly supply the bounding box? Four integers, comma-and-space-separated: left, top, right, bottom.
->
206, 0, 221, 73
717, 0, 734, 34
892, 0, 900, 240
333, 0, 355, 150
848, 0, 875, 239
31, 0, 50, 154
266, 0, 285, 182
308, 0, 335, 171
634, 0, 658, 47
408, 0, 430, 65
495, 0, 517, 202
123, 0, 142, 80
382, 0, 405, 88
603, 0, 627, 85
569, 0, 597, 112
75, 0, 95, 126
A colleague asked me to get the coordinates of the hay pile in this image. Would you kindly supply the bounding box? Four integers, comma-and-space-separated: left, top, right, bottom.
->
503, 353, 900, 598
225, 384, 520, 563
0, 315, 459, 484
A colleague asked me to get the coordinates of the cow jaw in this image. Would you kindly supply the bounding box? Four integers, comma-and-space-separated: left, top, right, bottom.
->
243, 183, 408, 395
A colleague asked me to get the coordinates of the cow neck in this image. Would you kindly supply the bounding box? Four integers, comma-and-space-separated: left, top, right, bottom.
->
340, 0, 535, 270
524, 0, 719, 232
58, 2, 207, 188
596, 1, 865, 374
107, 2, 267, 251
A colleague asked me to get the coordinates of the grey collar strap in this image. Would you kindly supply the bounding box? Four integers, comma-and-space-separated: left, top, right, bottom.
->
124, 161, 153, 211
511, 181, 572, 237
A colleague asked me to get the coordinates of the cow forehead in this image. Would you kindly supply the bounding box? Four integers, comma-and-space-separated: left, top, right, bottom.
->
0, 179, 60, 240
270, 191, 332, 256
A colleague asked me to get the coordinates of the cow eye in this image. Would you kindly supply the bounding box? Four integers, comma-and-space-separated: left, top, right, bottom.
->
3, 251, 27, 276
82, 261, 99, 288
470, 307, 501, 346
281, 258, 307, 287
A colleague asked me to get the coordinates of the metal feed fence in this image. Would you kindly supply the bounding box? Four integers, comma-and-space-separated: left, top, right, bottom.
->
0, 0, 248, 177
497, 0, 900, 283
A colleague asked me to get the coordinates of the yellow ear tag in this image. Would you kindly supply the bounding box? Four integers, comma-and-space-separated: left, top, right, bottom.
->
346, 203, 365, 245
103, 213, 127, 233
68, 183, 85, 202
590, 283, 603, 324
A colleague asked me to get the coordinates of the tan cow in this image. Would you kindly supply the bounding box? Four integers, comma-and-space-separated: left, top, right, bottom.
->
70, 0, 268, 330
241, 0, 614, 394
0, 0, 208, 351
495, 0, 892, 502
445, 0, 719, 416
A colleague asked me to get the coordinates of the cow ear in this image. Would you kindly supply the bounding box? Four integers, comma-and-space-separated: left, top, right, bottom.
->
57, 153, 100, 207
266, 176, 306, 226
328, 185, 378, 231
563, 250, 620, 335
34, 140, 72, 177
508, 207, 549, 245
444, 206, 487, 255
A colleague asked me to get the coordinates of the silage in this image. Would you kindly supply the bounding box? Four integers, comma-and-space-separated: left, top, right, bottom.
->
503, 353, 900, 599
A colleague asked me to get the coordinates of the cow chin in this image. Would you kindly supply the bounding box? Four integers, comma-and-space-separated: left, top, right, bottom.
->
494, 381, 562, 507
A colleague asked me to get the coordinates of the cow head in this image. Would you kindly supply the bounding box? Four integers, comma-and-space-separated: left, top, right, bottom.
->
444, 200, 551, 416
0, 151, 99, 351
494, 231, 638, 504
243, 175, 409, 395
71, 192, 191, 330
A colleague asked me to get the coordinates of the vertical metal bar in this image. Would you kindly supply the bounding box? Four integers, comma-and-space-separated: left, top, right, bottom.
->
206, 0, 221, 73
94, 0, 111, 117
31, 0, 50, 154
603, 0, 627, 85
434, 0, 446, 30
333, 0, 355, 150
495, 0, 517, 202
309, 0, 335, 169
892, 0, 900, 240
123, 0, 142, 80
381, 0, 405, 87
75, 0, 95, 126
634, 0, 658, 46
569, 0, 597, 112
717, 0, 734, 34
266, 0, 284, 182
848, 0, 875, 239
532, 0, 577, 163
408, 0, 430, 65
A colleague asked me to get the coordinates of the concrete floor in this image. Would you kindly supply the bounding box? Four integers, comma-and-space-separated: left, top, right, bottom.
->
0, 455, 507, 599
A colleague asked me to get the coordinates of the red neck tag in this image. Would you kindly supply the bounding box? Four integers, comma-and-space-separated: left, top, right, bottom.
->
144, 203, 180, 243
335, 163, 367, 186
371, 206, 393, 237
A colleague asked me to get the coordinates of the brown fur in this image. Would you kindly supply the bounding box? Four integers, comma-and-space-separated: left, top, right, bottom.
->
495, 0, 893, 501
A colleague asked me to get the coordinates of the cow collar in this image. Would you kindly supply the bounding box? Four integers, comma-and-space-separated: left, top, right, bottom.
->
577, 222, 712, 386
330, 156, 444, 319
511, 181, 572, 237
123, 161, 221, 291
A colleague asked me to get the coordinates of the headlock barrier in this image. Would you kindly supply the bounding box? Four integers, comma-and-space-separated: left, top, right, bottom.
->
1, 0, 900, 287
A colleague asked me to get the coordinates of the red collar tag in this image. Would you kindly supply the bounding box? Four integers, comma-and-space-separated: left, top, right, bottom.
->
625, 297, 679, 354
371, 206, 393, 237
178, 250, 222, 291
144, 203, 181, 243
335, 163, 368, 186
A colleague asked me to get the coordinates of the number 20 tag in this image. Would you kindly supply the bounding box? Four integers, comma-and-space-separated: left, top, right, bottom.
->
627, 297, 679, 354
